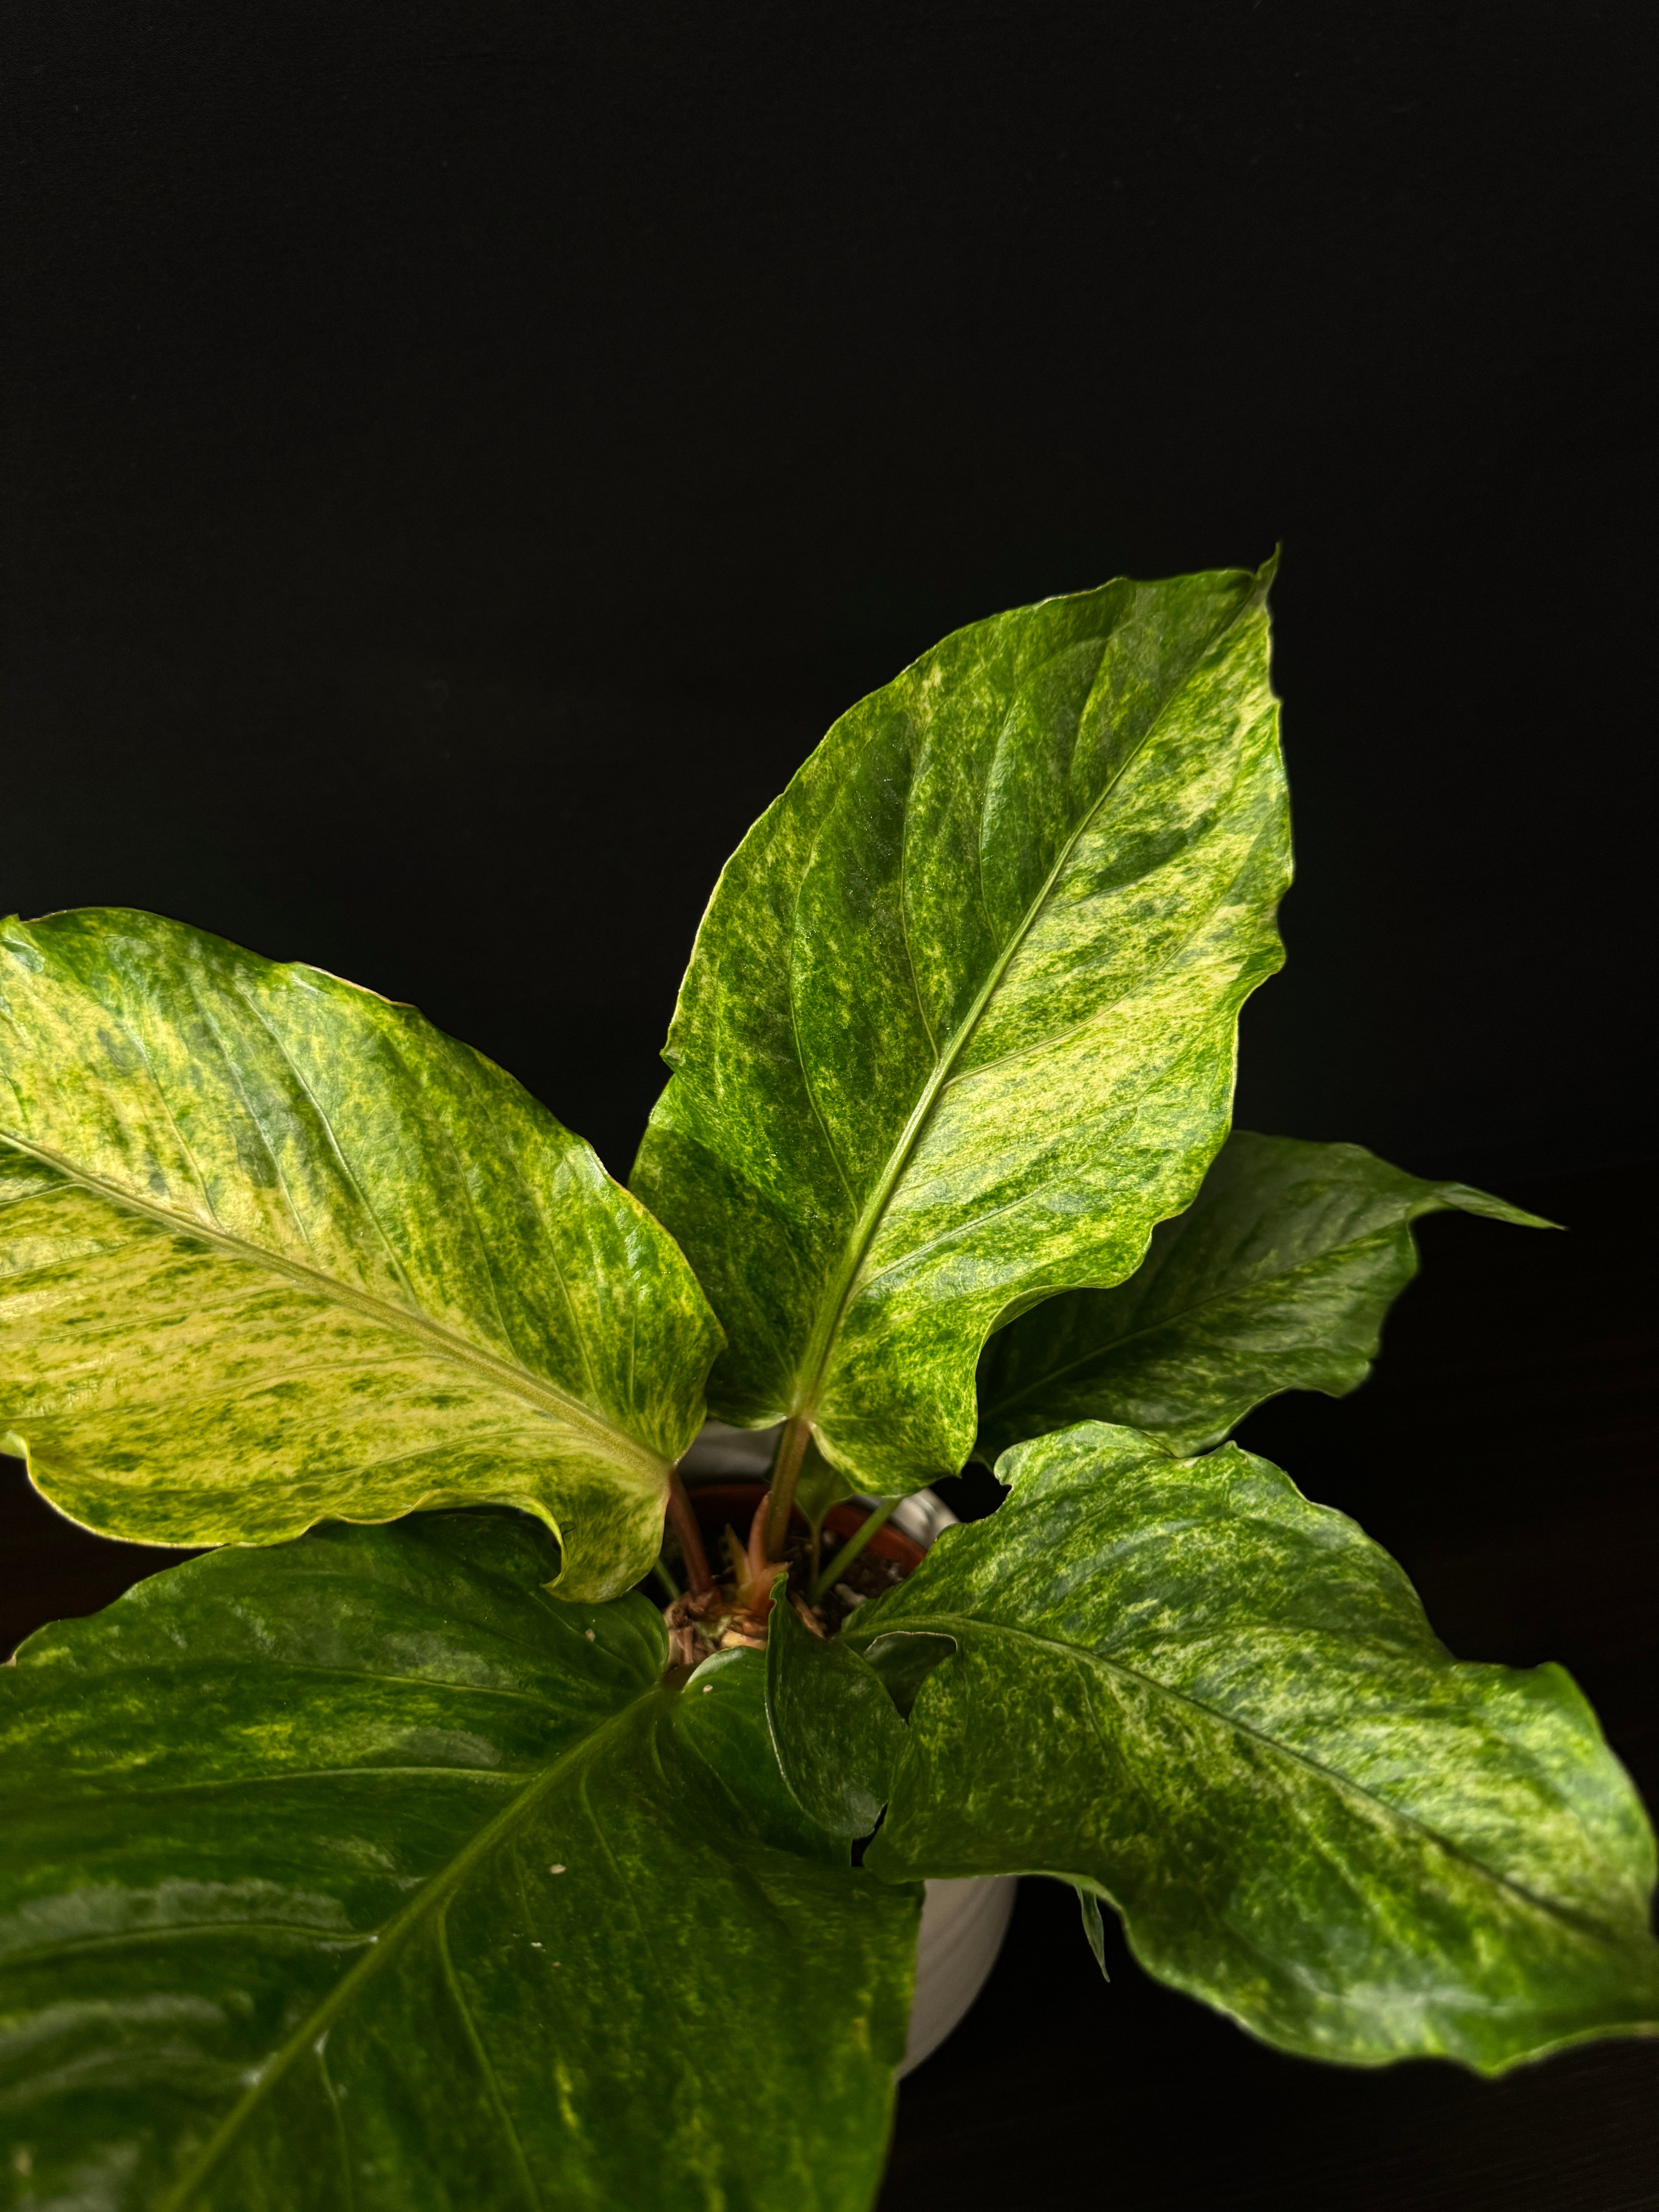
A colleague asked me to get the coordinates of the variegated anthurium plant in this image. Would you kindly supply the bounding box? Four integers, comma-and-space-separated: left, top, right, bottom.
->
2, 562, 1656, 2212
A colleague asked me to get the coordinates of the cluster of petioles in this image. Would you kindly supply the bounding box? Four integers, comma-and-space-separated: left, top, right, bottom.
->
658, 1419, 913, 1672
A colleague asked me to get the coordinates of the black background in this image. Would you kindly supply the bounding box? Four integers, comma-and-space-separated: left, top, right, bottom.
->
3, 5, 1656, 2207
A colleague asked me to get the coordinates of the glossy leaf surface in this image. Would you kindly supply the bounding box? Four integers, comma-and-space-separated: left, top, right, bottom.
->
766, 1580, 907, 1838
793, 1439, 857, 1544
0, 1512, 919, 2210
0, 909, 721, 1599
633, 566, 1290, 1494
977, 1132, 1552, 1458
851, 1422, 1659, 2072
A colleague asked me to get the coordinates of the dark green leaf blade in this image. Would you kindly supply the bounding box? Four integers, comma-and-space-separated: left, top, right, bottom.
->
0, 910, 721, 1598
977, 1132, 1554, 1459
849, 1422, 1659, 2073
1074, 1885, 1110, 1979
0, 1513, 919, 2210
861, 1631, 959, 1720
765, 1580, 908, 1838
632, 566, 1291, 1497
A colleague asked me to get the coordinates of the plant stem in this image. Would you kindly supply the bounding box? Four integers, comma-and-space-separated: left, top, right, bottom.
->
807, 1495, 899, 1605
649, 1557, 678, 1603
744, 1495, 774, 1611
665, 1464, 713, 1597
762, 1415, 811, 1559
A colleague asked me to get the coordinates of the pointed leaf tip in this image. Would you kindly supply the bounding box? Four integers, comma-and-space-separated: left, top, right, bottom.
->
975, 1134, 1562, 1460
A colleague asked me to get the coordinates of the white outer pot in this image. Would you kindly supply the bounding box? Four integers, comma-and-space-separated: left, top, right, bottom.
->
900, 1874, 1018, 2076
682, 1427, 1018, 2077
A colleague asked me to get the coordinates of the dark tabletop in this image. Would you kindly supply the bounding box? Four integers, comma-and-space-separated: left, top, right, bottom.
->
5, 1166, 1656, 2211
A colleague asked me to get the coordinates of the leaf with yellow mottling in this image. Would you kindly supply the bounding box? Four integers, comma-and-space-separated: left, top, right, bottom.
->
851, 1422, 1659, 2073
0, 910, 720, 1599
632, 563, 1291, 1496
976, 1131, 1554, 1459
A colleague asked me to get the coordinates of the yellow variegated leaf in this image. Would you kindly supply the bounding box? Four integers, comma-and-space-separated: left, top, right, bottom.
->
633, 564, 1290, 1493
0, 910, 720, 1600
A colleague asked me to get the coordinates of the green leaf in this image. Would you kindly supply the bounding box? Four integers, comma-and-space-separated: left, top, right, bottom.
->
976, 1132, 1554, 1459
1074, 1885, 1110, 1979
848, 1422, 1659, 2073
0, 909, 721, 1600
0, 1511, 919, 2210
765, 1579, 908, 1839
860, 1631, 959, 1719
793, 1436, 857, 1544
632, 565, 1291, 1496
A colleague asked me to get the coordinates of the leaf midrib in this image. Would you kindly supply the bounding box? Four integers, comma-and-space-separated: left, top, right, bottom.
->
155, 1686, 661, 2212
858, 1608, 1637, 1949
0, 1130, 665, 1484
789, 586, 1264, 1421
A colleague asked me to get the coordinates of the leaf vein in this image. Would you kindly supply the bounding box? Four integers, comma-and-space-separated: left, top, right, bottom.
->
0, 1129, 665, 1484
887, 1612, 1634, 1948
436, 1895, 545, 2209
151, 1694, 656, 2210
792, 590, 1263, 1418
